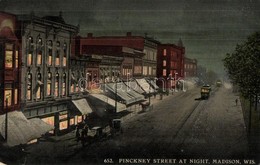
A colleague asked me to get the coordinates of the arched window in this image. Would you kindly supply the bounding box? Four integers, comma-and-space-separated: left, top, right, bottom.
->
62, 73, 66, 96
55, 72, 59, 97
36, 73, 43, 99
37, 38, 42, 65
27, 72, 32, 100
47, 71, 52, 96
55, 41, 60, 66
48, 40, 53, 66
27, 37, 33, 66
71, 73, 75, 93
63, 43, 67, 67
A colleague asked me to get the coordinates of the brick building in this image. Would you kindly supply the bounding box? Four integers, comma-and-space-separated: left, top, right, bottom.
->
184, 57, 197, 77
157, 44, 185, 88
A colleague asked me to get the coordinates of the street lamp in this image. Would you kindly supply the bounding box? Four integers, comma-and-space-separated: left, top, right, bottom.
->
148, 78, 151, 105
167, 74, 173, 95
174, 73, 178, 92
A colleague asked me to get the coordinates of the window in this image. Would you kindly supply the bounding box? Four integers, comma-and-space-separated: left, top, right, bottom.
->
5, 43, 13, 68
143, 66, 148, 76
14, 88, 18, 105
27, 73, 32, 101
63, 43, 67, 67
62, 73, 66, 96
55, 42, 60, 66
15, 50, 18, 68
163, 49, 166, 56
4, 84, 12, 107
163, 60, 166, 67
47, 72, 52, 96
36, 73, 42, 99
27, 37, 33, 66
55, 73, 59, 97
163, 69, 167, 76
37, 51, 42, 65
48, 41, 53, 66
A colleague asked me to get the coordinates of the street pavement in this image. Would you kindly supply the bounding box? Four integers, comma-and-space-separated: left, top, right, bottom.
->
18, 85, 259, 164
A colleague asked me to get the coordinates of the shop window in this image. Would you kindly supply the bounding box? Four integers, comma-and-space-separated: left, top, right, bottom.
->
62, 73, 66, 96
42, 116, 54, 134
5, 43, 13, 68
55, 73, 59, 97
47, 72, 52, 96
27, 73, 32, 101
4, 84, 12, 107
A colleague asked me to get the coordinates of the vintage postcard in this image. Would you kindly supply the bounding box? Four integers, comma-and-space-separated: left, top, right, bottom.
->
0, 0, 259, 164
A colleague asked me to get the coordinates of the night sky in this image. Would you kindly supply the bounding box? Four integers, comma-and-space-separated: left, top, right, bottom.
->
1, 0, 260, 76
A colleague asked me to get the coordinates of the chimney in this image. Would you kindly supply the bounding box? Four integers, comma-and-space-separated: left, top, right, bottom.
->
126, 32, 132, 37
87, 33, 93, 38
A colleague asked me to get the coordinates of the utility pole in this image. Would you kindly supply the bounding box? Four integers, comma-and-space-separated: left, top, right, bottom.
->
5, 98, 8, 142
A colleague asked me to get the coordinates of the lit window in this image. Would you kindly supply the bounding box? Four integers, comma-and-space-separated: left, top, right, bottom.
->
5, 43, 13, 68
15, 50, 18, 68
14, 88, 18, 105
163, 69, 167, 76
63, 43, 67, 67
163, 60, 166, 67
163, 49, 166, 56
36, 73, 42, 99
47, 72, 52, 96
62, 73, 66, 96
27, 73, 32, 101
37, 51, 42, 65
4, 84, 12, 107
27, 52, 32, 66
55, 73, 59, 97
55, 51, 60, 66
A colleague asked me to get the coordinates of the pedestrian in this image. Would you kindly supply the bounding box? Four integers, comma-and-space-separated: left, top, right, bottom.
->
84, 125, 89, 137
235, 98, 238, 106
75, 125, 80, 142
80, 129, 86, 147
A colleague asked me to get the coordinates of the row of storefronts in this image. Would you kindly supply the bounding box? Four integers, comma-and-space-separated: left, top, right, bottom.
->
0, 11, 192, 147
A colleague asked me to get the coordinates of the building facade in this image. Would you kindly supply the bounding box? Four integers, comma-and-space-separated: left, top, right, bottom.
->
18, 12, 80, 135
0, 12, 21, 115
184, 57, 197, 77
157, 44, 185, 88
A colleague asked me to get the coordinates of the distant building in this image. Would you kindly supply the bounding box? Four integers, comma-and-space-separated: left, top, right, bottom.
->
184, 57, 197, 77
75, 32, 159, 82
157, 44, 185, 88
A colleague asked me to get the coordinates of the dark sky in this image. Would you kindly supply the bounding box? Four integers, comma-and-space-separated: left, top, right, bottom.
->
1, 0, 260, 76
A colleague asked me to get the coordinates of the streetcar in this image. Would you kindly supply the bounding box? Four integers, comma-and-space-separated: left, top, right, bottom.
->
201, 85, 211, 99
216, 80, 222, 87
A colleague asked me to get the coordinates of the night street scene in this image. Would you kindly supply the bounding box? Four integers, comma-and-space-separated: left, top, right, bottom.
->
0, 0, 260, 165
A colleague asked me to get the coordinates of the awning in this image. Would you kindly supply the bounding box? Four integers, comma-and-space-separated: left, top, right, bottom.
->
126, 80, 145, 94
104, 83, 144, 105
149, 79, 159, 90
29, 118, 54, 135
136, 78, 155, 94
72, 99, 93, 115
90, 93, 127, 113
0, 111, 54, 147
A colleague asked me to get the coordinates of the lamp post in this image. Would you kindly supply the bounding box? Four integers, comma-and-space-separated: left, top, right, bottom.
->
5, 97, 9, 142
174, 73, 178, 92
115, 76, 117, 114
148, 78, 151, 105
